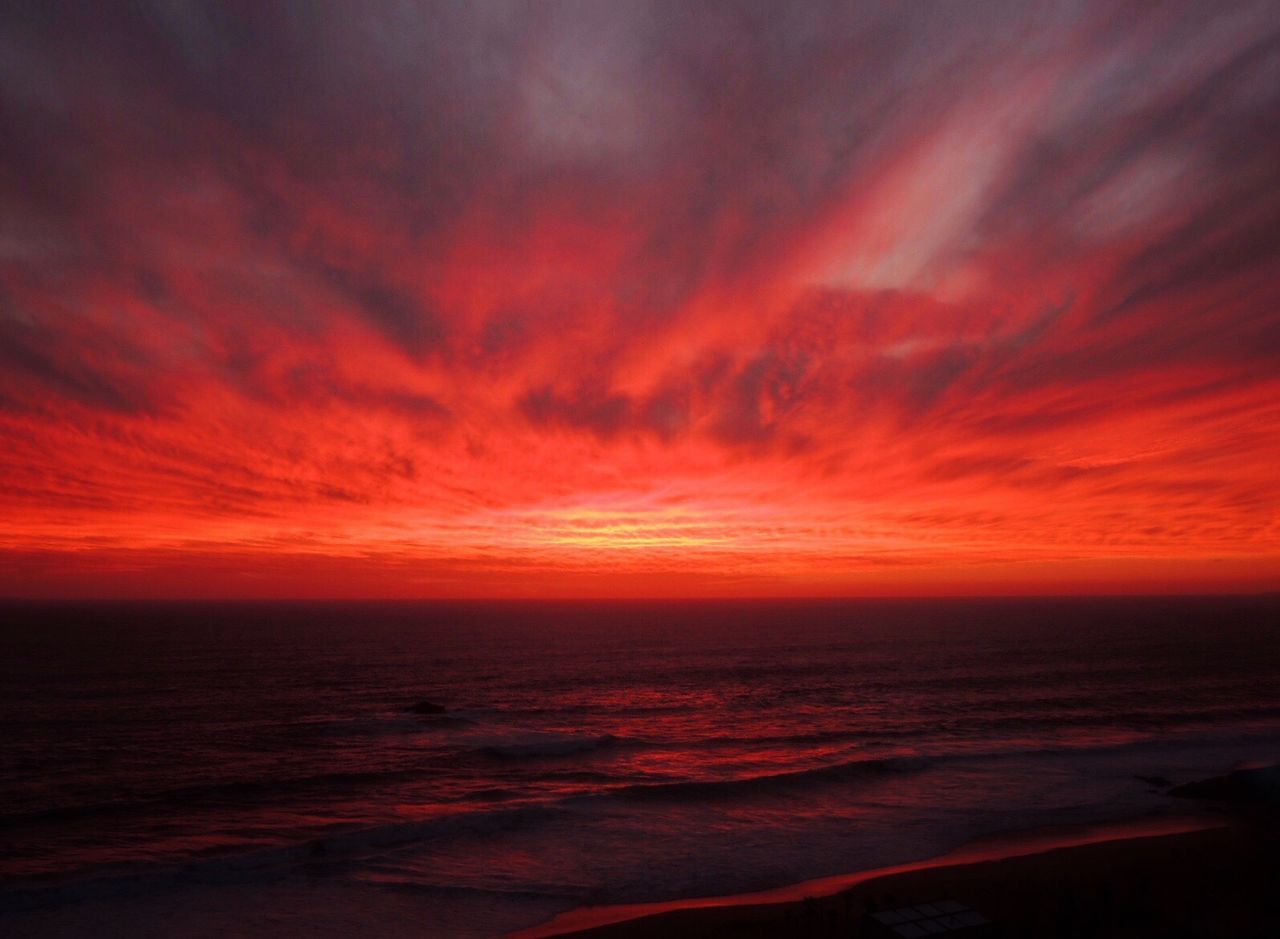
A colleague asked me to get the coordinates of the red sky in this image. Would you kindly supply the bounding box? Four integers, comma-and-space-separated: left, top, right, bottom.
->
1, 2, 1277, 597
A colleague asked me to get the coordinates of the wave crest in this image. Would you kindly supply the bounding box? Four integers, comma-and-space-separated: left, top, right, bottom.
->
614, 755, 930, 802
470, 730, 619, 759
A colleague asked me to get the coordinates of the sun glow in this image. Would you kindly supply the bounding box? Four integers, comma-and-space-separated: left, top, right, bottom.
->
0, 3, 1277, 597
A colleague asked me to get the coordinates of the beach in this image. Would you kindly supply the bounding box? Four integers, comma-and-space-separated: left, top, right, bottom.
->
526, 814, 1277, 938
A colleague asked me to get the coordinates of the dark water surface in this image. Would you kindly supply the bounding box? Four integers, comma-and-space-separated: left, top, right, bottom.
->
1, 597, 1276, 936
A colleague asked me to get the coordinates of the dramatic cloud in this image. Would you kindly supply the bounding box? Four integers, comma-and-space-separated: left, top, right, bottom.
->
0, 0, 1277, 596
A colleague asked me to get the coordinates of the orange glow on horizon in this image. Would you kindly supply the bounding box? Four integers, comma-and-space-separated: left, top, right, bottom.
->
0, 4, 1277, 598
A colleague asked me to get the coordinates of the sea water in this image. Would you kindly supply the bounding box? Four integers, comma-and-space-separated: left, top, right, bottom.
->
1, 597, 1276, 936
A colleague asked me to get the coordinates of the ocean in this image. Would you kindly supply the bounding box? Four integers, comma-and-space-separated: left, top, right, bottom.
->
1, 597, 1276, 937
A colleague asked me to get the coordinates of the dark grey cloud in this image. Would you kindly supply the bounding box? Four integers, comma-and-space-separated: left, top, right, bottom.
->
0, 0, 1277, 439
0, 306, 159, 415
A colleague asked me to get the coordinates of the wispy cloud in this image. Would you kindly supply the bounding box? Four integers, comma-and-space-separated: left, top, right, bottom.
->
0, 1, 1276, 595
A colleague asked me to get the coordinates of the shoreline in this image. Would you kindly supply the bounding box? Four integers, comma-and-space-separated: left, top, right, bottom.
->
508, 811, 1243, 938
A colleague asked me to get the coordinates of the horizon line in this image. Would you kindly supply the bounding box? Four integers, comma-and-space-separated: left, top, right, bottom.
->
2, 590, 1276, 604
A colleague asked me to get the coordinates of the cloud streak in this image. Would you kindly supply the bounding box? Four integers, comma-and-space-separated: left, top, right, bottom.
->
0, 0, 1277, 595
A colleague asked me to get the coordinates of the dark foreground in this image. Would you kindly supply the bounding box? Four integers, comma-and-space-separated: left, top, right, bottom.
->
535, 819, 1277, 938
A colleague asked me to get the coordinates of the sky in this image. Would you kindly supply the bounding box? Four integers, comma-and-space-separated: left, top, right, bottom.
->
0, 1, 1277, 598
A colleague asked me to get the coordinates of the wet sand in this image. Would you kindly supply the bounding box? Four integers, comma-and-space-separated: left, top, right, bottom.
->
513, 812, 1278, 938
